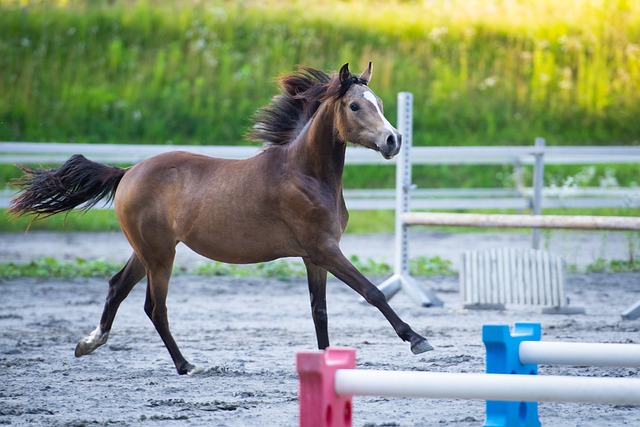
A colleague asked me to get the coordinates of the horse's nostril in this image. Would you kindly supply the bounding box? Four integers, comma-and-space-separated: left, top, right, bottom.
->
386, 134, 396, 149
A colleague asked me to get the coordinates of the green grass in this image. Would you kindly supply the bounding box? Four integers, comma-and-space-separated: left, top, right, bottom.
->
2, 208, 122, 232
0, 257, 122, 279
1, 0, 639, 147
586, 258, 640, 273
0, 254, 456, 280
4, 206, 640, 234
6, 251, 637, 280
2, 0, 639, 234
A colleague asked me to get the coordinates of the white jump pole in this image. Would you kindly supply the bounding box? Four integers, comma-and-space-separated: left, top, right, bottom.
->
334, 370, 640, 405
520, 341, 640, 367
402, 212, 640, 231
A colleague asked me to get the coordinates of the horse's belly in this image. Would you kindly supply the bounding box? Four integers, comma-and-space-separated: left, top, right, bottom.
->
183, 241, 302, 264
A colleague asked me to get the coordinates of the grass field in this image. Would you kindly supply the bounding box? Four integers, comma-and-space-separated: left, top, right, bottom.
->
2, 0, 639, 232
1, 0, 639, 147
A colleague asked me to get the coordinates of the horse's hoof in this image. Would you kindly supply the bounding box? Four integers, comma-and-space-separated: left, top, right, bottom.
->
177, 362, 204, 375
75, 328, 108, 357
187, 365, 204, 375
75, 341, 88, 357
411, 338, 434, 354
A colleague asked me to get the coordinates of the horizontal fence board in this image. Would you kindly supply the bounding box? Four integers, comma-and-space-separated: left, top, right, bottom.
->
2, 142, 639, 210
2, 187, 636, 211
402, 212, 640, 230
3, 142, 640, 165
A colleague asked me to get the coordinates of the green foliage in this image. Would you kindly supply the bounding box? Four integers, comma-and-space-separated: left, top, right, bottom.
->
1, 0, 639, 147
349, 255, 393, 277
194, 255, 456, 278
344, 210, 395, 234
0, 257, 121, 279
2, 0, 640, 235
409, 256, 455, 276
10, 251, 640, 279
347, 254, 456, 276
0, 255, 456, 279
1, 208, 122, 232
193, 260, 306, 280
586, 258, 640, 273
255, 260, 307, 280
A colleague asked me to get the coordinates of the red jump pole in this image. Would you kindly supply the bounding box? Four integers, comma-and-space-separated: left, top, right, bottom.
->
297, 347, 356, 427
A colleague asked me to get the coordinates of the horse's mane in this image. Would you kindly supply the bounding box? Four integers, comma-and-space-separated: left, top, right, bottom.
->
248, 65, 366, 146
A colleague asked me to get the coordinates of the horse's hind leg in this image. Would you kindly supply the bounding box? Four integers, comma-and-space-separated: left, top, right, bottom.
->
143, 256, 201, 375
75, 253, 146, 357
304, 259, 330, 349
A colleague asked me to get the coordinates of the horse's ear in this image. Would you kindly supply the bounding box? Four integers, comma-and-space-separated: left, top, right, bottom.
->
359, 62, 373, 85
339, 63, 351, 83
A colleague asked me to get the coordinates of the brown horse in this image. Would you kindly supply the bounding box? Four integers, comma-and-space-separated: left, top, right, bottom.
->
9, 63, 433, 375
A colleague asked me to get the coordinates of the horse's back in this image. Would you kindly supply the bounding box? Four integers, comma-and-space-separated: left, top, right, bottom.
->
115, 151, 227, 228
116, 151, 216, 216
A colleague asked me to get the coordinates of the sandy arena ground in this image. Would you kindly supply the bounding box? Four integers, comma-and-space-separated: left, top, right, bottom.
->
1, 230, 640, 426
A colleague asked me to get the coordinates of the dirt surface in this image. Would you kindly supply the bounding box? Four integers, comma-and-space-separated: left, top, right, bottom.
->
1, 231, 640, 426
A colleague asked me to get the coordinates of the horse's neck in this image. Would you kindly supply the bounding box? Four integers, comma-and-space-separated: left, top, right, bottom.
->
289, 102, 346, 190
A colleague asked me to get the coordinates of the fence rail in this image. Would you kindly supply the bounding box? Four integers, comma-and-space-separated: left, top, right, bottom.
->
1, 142, 639, 210
3, 142, 640, 165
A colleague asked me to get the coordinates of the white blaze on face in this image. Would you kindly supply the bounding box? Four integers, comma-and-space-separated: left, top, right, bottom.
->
363, 90, 395, 133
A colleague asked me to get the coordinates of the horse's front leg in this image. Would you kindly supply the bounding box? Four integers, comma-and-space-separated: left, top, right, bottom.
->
311, 245, 433, 354
303, 258, 330, 349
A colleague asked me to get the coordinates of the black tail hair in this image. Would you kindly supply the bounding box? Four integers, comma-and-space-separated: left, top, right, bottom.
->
8, 154, 126, 220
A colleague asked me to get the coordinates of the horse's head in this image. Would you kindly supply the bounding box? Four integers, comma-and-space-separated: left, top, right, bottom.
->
333, 63, 402, 159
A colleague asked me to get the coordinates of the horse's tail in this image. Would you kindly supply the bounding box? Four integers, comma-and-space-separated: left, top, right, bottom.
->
8, 154, 127, 219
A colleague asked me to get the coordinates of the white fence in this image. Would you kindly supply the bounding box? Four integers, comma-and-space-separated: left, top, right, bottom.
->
2, 141, 640, 211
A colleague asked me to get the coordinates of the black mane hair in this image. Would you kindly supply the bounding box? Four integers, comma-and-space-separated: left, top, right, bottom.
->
248, 65, 367, 146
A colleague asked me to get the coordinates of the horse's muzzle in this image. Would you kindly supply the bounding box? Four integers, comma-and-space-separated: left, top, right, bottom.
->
381, 131, 402, 159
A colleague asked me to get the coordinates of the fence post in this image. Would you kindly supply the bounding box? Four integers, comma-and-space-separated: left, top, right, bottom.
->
531, 138, 546, 249
376, 93, 443, 306
376, 92, 412, 300
395, 92, 413, 279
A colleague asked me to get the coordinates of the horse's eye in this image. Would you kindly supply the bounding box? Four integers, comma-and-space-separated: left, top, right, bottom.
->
349, 102, 359, 112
